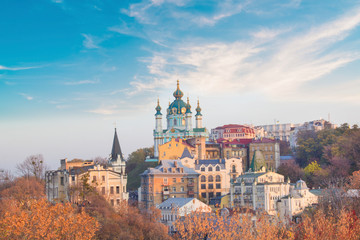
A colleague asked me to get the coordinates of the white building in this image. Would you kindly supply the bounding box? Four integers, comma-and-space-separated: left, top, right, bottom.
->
277, 179, 318, 223
157, 197, 211, 232
230, 170, 291, 215
153, 81, 208, 158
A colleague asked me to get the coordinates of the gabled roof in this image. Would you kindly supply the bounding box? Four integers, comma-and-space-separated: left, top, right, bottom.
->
111, 128, 124, 161
180, 148, 193, 159
157, 198, 194, 209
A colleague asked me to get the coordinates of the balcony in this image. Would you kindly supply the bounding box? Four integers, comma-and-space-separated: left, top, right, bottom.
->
187, 182, 194, 187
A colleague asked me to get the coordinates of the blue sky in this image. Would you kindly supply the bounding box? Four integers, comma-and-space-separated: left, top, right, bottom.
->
1, 0, 360, 172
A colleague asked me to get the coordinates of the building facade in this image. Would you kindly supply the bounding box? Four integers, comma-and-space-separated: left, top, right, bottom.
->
210, 124, 255, 141
46, 129, 128, 205
249, 138, 280, 171
153, 80, 209, 158
139, 160, 199, 209
181, 157, 242, 203
230, 170, 291, 215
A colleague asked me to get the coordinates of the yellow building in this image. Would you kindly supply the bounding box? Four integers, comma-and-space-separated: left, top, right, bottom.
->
158, 138, 194, 161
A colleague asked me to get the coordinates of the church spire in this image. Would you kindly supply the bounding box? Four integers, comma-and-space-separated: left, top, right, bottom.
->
111, 128, 124, 162
173, 80, 184, 99
155, 98, 162, 115
195, 99, 202, 116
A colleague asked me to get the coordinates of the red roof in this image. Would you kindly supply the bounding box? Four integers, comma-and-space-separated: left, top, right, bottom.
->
214, 124, 255, 134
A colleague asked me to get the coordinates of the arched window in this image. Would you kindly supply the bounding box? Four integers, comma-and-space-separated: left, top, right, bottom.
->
208, 175, 213, 182
208, 166, 213, 172
174, 118, 177, 126
216, 166, 220, 171
201, 175, 206, 182
232, 165, 236, 173
216, 175, 221, 182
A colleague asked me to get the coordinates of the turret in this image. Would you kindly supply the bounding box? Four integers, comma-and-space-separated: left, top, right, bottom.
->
154, 99, 163, 158
109, 128, 126, 174
195, 99, 203, 128
185, 97, 192, 132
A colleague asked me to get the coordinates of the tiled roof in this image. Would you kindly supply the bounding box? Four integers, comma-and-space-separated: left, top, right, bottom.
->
193, 127, 206, 132
157, 198, 195, 209
141, 160, 199, 176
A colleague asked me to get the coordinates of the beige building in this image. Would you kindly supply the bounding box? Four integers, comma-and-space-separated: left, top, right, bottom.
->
181, 156, 242, 203
249, 138, 280, 171
46, 129, 128, 206
230, 170, 291, 215
139, 160, 200, 210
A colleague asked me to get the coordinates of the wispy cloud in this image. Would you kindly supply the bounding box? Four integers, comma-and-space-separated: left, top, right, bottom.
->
128, 7, 360, 102
0, 65, 39, 71
19, 93, 34, 101
87, 105, 119, 115
82, 34, 100, 49
64, 79, 100, 85
122, 0, 248, 26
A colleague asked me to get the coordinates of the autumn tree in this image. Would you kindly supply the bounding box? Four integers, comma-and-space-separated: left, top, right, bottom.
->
16, 154, 47, 179
0, 198, 99, 240
82, 192, 170, 240
277, 161, 304, 183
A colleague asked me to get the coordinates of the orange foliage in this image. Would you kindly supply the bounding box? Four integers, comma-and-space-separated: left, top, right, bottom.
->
0, 198, 99, 240
349, 170, 360, 189
173, 210, 293, 240
297, 209, 360, 240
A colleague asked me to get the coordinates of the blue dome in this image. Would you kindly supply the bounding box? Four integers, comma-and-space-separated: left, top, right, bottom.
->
168, 80, 187, 115
173, 80, 184, 99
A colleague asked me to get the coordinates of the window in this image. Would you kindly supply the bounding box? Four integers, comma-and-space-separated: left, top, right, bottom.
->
172, 187, 176, 192
208, 166, 213, 172
102, 187, 105, 195
209, 192, 214, 198
201, 167, 205, 172
208, 175, 213, 182
174, 119, 177, 126
201, 193, 207, 198
216, 183, 221, 189
123, 186, 126, 192
60, 177, 64, 186
216, 166, 220, 171
216, 192, 221, 197
71, 176, 75, 182
164, 178, 168, 185
232, 165, 236, 173
201, 175, 206, 182
116, 199, 120, 205
270, 146, 273, 151
173, 178, 177, 183
181, 178, 184, 183
110, 186, 114, 194
102, 176, 105, 181
216, 175, 221, 182
270, 155, 273, 160
181, 186, 184, 192
201, 184, 206, 189
208, 184, 213, 189
116, 186, 120, 194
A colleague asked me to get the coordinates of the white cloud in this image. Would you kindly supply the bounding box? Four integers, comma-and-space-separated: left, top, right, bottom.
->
128, 7, 360, 103
19, 93, 34, 101
0, 65, 38, 71
64, 79, 100, 85
82, 34, 100, 49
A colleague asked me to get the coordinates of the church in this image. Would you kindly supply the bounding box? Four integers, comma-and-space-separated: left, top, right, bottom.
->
153, 80, 209, 158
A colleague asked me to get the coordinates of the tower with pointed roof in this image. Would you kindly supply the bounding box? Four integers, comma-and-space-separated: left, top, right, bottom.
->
153, 80, 209, 158
109, 128, 126, 175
